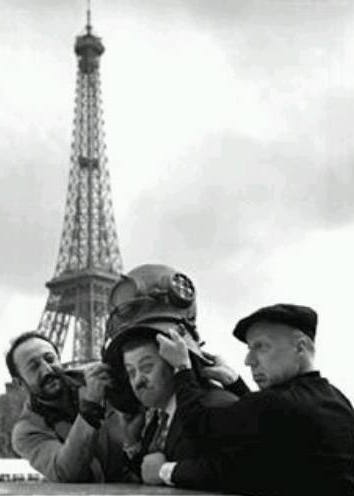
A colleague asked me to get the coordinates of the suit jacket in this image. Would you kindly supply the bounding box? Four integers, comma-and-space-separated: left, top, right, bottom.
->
129, 378, 245, 477
12, 372, 129, 482
165, 384, 242, 461
172, 370, 354, 496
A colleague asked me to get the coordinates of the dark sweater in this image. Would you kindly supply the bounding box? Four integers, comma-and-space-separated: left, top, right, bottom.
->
172, 370, 354, 496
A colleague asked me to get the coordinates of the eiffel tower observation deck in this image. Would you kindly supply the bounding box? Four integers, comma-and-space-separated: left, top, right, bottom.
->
37, 5, 123, 363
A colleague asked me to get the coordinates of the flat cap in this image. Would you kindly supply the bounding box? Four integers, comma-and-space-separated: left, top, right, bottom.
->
233, 303, 318, 343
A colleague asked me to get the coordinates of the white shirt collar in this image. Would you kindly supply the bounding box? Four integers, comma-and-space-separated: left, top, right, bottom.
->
164, 394, 176, 427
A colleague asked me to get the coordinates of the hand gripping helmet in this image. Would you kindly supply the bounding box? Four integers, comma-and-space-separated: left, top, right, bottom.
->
102, 264, 204, 365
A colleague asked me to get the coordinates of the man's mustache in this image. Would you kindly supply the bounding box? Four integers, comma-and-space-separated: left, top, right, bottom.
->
136, 379, 149, 391
40, 373, 60, 389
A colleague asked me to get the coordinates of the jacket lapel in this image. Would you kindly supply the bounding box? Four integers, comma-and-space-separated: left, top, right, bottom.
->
164, 412, 183, 459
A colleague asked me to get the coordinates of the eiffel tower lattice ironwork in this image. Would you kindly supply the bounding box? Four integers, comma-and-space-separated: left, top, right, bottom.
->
38, 7, 123, 363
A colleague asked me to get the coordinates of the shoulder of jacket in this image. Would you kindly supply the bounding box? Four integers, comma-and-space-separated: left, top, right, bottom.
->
14, 404, 51, 435
238, 387, 292, 414
199, 385, 239, 408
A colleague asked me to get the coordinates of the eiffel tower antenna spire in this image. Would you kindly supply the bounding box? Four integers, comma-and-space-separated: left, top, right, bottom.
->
86, 0, 92, 34
38, 7, 123, 362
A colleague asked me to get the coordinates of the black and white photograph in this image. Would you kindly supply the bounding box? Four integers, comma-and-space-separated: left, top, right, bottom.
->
0, 1, 354, 494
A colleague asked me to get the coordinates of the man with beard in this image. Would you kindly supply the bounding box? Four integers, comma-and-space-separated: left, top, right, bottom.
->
7, 331, 130, 482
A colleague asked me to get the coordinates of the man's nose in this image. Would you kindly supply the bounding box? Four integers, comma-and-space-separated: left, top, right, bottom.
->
39, 359, 53, 375
135, 371, 147, 388
245, 350, 257, 367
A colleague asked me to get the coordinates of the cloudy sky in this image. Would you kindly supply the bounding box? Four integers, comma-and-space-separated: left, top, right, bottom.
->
1, 0, 354, 400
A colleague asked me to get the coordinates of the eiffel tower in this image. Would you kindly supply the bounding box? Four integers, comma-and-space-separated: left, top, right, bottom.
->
0, 5, 123, 458
37, 5, 123, 363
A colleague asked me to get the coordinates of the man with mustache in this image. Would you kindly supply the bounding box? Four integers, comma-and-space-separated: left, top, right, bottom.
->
102, 264, 248, 480
6, 331, 129, 482
143, 304, 354, 495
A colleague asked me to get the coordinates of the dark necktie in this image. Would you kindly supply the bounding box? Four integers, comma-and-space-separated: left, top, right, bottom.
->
128, 410, 170, 477
147, 410, 169, 453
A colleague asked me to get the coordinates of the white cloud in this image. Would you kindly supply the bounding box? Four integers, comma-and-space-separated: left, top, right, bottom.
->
0, 288, 44, 392
1, 0, 354, 406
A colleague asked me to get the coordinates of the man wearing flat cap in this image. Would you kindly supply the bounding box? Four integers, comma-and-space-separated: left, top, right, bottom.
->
146, 303, 354, 495
101, 264, 248, 483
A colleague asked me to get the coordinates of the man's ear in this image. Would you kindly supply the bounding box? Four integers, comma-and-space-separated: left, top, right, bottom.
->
295, 337, 306, 354
13, 376, 24, 388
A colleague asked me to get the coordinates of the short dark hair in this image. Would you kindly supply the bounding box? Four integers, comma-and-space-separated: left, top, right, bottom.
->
121, 335, 157, 356
5, 331, 60, 378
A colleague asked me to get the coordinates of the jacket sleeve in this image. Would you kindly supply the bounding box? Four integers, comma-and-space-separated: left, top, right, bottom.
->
171, 456, 222, 491
171, 450, 253, 493
12, 413, 103, 482
225, 376, 250, 397
171, 451, 276, 494
174, 369, 274, 441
